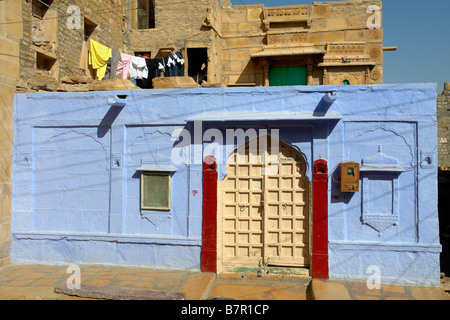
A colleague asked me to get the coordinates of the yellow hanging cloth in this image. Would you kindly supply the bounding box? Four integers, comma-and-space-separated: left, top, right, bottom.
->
89, 39, 112, 80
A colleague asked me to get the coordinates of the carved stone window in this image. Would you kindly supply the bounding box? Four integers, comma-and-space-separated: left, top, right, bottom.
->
360, 147, 404, 235
141, 172, 171, 211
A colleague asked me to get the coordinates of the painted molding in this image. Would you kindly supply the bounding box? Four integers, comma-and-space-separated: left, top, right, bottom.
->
329, 240, 442, 253
12, 232, 202, 246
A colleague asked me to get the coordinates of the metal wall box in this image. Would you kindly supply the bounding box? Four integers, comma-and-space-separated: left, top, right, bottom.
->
339, 162, 360, 193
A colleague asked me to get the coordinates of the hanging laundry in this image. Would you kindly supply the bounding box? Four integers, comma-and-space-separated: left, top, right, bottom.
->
168, 50, 185, 77
116, 52, 134, 80
157, 57, 167, 77
168, 54, 178, 77
147, 58, 160, 87
89, 39, 112, 81
167, 54, 175, 75
136, 59, 159, 89
175, 49, 185, 76
103, 49, 121, 80
129, 56, 148, 80
165, 56, 172, 76
79, 40, 91, 76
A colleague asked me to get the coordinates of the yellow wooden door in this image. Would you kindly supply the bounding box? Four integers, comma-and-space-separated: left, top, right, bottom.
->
221, 147, 264, 267
219, 138, 310, 271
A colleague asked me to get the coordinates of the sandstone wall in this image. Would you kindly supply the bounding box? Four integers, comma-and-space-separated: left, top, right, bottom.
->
19, 0, 126, 92
0, 0, 22, 266
438, 83, 450, 170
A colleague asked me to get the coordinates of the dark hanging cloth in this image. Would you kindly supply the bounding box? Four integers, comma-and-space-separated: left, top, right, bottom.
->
103, 49, 121, 80
167, 50, 185, 77
174, 49, 185, 76
163, 56, 170, 76
156, 57, 167, 77
136, 58, 159, 89
168, 54, 176, 77
147, 58, 159, 88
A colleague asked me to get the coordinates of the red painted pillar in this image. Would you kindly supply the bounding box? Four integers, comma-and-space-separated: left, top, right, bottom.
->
201, 156, 217, 273
312, 159, 329, 279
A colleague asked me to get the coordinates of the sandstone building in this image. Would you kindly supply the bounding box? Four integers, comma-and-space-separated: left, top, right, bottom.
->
5, 0, 388, 93
2, 1, 445, 287
128, 0, 385, 88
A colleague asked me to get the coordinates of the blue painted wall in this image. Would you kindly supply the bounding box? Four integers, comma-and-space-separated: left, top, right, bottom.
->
12, 84, 441, 285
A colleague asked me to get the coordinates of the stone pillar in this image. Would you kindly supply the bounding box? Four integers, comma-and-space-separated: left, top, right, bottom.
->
322, 67, 328, 85
306, 57, 313, 85
312, 159, 329, 279
201, 156, 218, 273
262, 59, 269, 87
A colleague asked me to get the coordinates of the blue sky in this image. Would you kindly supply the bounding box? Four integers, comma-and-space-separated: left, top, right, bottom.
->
233, 0, 450, 93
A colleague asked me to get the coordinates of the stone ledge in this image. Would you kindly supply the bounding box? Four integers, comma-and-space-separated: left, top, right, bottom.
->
56, 79, 140, 92
152, 77, 201, 89
54, 283, 186, 300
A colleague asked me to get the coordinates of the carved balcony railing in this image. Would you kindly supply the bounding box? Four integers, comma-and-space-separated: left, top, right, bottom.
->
264, 5, 311, 21
266, 31, 308, 46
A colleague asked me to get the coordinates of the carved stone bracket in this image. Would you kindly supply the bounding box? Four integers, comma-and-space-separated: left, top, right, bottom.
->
141, 214, 172, 232
362, 214, 398, 235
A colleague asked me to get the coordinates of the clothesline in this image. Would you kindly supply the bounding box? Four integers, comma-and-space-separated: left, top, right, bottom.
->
82, 39, 185, 87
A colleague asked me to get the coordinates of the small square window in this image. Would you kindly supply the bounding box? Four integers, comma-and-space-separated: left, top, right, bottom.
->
136, 0, 155, 29
141, 172, 171, 210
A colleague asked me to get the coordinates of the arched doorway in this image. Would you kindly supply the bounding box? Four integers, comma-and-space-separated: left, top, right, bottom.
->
217, 137, 311, 274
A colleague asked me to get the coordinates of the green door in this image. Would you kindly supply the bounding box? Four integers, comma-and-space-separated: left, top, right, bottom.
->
269, 66, 307, 86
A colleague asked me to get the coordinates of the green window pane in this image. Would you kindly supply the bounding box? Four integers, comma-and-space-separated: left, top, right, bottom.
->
269, 66, 307, 86
141, 173, 170, 210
